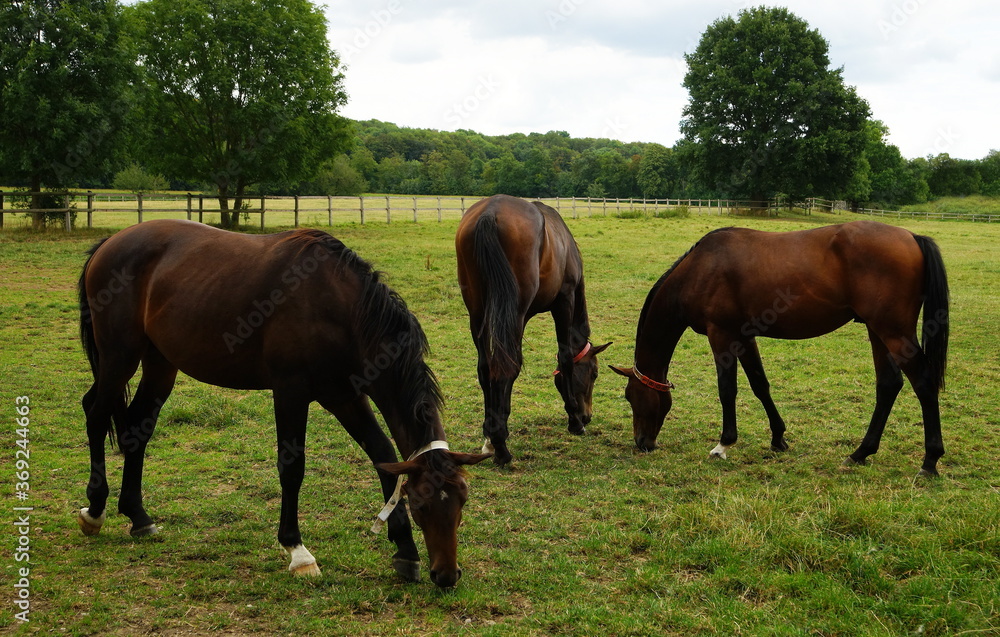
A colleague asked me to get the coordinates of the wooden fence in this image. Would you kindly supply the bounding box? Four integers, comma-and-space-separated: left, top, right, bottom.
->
806, 197, 999, 223
2, 191, 994, 231
0, 192, 780, 231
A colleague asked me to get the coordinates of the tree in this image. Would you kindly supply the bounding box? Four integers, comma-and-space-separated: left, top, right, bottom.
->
129, 0, 350, 228
0, 0, 136, 226
637, 144, 677, 198
680, 7, 871, 204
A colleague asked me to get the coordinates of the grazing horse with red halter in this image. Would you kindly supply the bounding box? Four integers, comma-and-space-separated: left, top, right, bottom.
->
77, 219, 490, 587
456, 195, 611, 466
611, 220, 949, 476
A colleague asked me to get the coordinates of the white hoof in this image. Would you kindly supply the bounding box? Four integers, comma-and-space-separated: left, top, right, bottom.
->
709, 444, 730, 460
285, 544, 321, 577
482, 438, 495, 455
78, 508, 105, 536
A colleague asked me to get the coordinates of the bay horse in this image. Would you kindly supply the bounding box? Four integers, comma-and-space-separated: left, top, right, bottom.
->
77, 219, 490, 588
610, 220, 949, 476
456, 195, 611, 466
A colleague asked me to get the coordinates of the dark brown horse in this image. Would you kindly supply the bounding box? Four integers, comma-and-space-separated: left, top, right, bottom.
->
611, 220, 949, 476
456, 195, 610, 466
77, 219, 490, 587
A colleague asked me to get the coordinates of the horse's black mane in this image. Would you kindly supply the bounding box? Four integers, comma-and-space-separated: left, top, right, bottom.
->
635, 227, 732, 339
290, 229, 444, 418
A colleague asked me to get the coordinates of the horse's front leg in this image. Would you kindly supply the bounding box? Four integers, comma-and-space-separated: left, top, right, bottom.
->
272, 391, 320, 577
708, 329, 740, 459
321, 396, 422, 582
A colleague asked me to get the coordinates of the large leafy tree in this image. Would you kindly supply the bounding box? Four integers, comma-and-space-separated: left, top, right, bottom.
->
129, 0, 350, 227
0, 0, 136, 225
680, 7, 871, 203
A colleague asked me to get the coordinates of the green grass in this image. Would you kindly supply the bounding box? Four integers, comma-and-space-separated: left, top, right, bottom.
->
901, 195, 1000, 215
1, 211, 998, 635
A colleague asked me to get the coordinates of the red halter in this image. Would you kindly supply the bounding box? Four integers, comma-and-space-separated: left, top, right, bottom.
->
553, 342, 592, 376
633, 366, 674, 392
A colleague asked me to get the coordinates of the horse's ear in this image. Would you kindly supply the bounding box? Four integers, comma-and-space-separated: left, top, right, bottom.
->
375, 460, 421, 476
590, 342, 613, 356
608, 364, 633, 378
448, 451, 494, 465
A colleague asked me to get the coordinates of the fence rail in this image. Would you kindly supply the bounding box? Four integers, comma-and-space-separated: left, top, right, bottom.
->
1, 191, 995, 230
805, 197, 999, 223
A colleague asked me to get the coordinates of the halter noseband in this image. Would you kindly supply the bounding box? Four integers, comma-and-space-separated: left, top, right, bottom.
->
371, 440, 449, 533
552, 342, 592, 376
633, 366, 674, 393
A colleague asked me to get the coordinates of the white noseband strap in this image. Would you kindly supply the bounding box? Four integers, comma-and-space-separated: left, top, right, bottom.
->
371, 440, 450, 533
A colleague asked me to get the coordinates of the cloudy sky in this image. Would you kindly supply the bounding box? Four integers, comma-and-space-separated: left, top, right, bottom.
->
323, 0, 998, 161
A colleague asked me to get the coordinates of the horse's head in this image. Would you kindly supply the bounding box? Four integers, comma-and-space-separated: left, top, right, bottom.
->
554, 342, 612, 433
609, 364, 673, 450
376, 449, 491, 588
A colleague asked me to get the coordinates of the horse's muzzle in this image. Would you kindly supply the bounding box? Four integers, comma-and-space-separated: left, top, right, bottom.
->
430, 567, 462, 589
635, 435, 657, 452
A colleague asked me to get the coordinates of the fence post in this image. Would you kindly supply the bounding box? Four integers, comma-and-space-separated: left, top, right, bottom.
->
437, 196, 442, 222
412, 196, 418, 222
137, 192, 144, 224
385, 195, 391, 224
572, 197, 577, 219
328, 195, 333, 226
461, 196, 465, 215
186, 193, 193, 221
294, 195, 300, 227
0, 190, 4, 229
87, 191, 94, 228
360, 195, 365, 225
260, 196, 266, 230
198, 196, 204, 223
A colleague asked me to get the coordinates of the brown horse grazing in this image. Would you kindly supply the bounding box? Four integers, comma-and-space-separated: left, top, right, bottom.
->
456, 195, 611, 466
77, 219, 490, 588
611, 220, 949, 476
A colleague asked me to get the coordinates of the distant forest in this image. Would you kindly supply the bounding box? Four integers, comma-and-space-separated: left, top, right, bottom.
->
282, 119, 1000, 209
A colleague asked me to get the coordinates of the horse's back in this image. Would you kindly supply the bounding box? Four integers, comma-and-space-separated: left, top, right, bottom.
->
678, 221, 923, 338
84, 220, 358, 389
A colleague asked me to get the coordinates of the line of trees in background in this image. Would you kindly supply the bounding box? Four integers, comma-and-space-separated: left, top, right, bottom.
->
3, 1, 998, 229
292, 119, 1000, 208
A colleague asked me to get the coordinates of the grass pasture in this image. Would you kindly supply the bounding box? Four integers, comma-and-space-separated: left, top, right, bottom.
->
1, 211, 998, 635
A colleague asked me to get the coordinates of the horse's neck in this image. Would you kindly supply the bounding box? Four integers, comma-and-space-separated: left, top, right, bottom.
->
561, 289, 591, 358
371, 393, 447, 458
636, 284, 687, 377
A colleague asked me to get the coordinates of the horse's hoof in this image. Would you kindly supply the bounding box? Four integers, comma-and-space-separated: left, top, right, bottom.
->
492, 452, 513, 467
77, 508, 105, 536
842, 457, 867, 467
291, 562, 322, 577
916, 468, 939, 479
568, 425, 586, 436
771, 441, 789, 452
393, 557, 420, 582
481, 438, 495, 455
709, 444, 729, 460
129, 523, 158, 537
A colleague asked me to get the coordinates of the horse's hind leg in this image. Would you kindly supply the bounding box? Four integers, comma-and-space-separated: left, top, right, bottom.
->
116, 348, 177, 536
737, 338, 789, 452
887, 335, 944, 476
847, 329, 904, 468
79, 353, 138, 536
322, 396, 421, 582
474, 333, 516, 466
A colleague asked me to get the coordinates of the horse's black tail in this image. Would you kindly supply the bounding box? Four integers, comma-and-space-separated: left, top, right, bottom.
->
913, 234, 949, 390
473, 209, 522, 379
79, 238, 120, 447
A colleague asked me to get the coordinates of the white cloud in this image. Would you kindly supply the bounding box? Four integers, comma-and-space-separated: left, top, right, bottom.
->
326, 0, 999, 159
